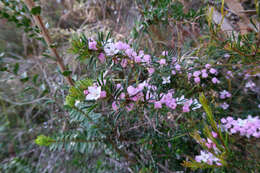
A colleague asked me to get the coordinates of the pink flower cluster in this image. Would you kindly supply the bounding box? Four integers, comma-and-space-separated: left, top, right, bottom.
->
127, 84, 145, 102
102, 40, 152, 68
90, 39, 224, 91
189, 64, 220, 85
205, 138, 216, 149
195, 150, 222, 166
88, 39, 98, 50
111, 81, 158, 112
182, 99, 193, 112
83, 83, 106, 100
221, 115, 260, 138
154, 91, 177, 110
85, 39, 208, 113
219, 90, 231, 110
219, 90, 231, 99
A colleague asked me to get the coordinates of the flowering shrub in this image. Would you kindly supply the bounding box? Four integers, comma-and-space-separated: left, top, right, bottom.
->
221, 115, 260, 138
2, 0, 258, 172
53, 29, 260, 171
68, 35, 207, 116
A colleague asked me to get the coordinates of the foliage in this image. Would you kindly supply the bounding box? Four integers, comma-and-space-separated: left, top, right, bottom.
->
1, 0, 260, 172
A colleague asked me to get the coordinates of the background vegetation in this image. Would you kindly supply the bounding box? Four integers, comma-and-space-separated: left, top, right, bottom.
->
0, 0, 259, 172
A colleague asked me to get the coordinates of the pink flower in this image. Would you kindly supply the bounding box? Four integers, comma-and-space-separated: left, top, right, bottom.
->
168, 142, 171, 148
212, 131, 218, 138
195, 156, 201, 162
112, 101, 118, 111
171, 57, 177, 64
88, 40, 98, 50
115, 41, 124, 50
175, 64, 181, 71
137, 82, 146, 91
162, 76, 171, 84
139, 50, 144, 57
182, 105, 190, 112
132, 51, 137, 57
154, 101, 162, 109
226, 117, 233, 122
126, 103, 134, 111
224, 53, 230, 58
193, 71, 201, 77
161, 51, 168, 56
121, 59, 128, 68
205, 143, 212, 149
125, 48, 134, 57
195, 150, 220, 165
205, 64, 211, 69
166, 99, 177, 110
134, 56, 142, 63
212, 77, 220, 84
220, 94, 226, 99
115, 41, 129, 50
116, 84, 122, 90
86, 86, 101, 100
160, 93, 173, 104
194, 77, 200, 84
201, 69, 207, 73
98, 53, 105, 63
216, 162, 222, 166
230, 128, 237, 134
220, 102, 229, 110
127, 86, 139, 96
226, 93, 231, 98
84, 90, 89, 95
182, 99, 192, 112
120, 92, 125, 99
148, 68, 155, 75
220, 90, 231, 99
209, 68, 217, 74
143, 55, 151, 63
202, 72, 208, 78
188, 73, 192, 80
158, 59, 166, 65
130, 92, 144, 102
100, 91, 107, 98
171, 70, 176, 75
221, 118, 227, 123
226, 71, 233, 78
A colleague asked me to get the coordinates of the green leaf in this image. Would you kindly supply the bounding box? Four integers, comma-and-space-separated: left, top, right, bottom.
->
199, 93, 213, 118
199, 93, 218, 131
20, 77, 29, 83
32, 74, 39, 84
50, 43, 58, 48
31, 6, 41, 15
256, 0, 260, 18
65, 78, 93, 107
35, 135, 54, 146
62, 70, 72, 76
13, 63, 19, 75
0, 67, 8, 71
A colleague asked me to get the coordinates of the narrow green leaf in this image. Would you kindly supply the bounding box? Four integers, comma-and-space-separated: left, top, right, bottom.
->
13, 63, 19, 75
0, 67, 8, 71
35, 135, 54, 146
31, 6, 41, 15
62, 70, 72, 76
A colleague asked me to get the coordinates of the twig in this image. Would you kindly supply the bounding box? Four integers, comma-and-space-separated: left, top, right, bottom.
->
23, 0, 74, 86
157, 163, 176, 173
1, 96, 50, 106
